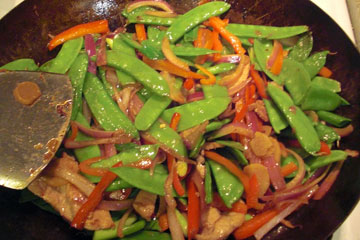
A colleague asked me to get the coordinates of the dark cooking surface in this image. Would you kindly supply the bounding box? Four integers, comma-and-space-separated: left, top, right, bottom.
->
0, 0, 359, 239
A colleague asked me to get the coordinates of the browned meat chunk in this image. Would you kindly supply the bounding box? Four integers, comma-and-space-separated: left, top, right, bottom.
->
132, 190, 157, 221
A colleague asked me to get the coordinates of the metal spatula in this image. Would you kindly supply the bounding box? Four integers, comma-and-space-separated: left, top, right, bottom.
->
0, 71, 72, 190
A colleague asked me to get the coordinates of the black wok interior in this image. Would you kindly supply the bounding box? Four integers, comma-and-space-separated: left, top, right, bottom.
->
0, 0, 359, 239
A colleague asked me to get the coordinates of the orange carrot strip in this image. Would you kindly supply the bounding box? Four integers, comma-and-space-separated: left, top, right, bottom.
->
67, 121, 79, 141
158, 213, 169, 232
233, 209, 279, 240
135, 23, 147, 42
48, 20, 109, 50
247, 174, 260, 209
212, 30, 223, 61
170, 112, 181, 130
269, 40, 284, 75
281, 162, 298, 177
79, 156, 107, 177
319, 66, 333, 78
195, 64, 216, 85
231, 200, 248, 214
183, 78, 195, 90
250, 65, 268, 99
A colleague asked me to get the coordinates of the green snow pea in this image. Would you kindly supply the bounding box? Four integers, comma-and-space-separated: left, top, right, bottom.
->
161, 97, 231, 132
288, 33, 313, 62
312, 76, 341, 93
205, 119, 231, 132
202, 84, 229, 99
113, 34, 136, 57
107, 50, 170, 96
38, 58, 55, 72
121, 231, 171, 240
147, 120, 188, 157
303, 51, 329, 78
111, 167, 167, 196
315, 122, 340, 144
145, 220, 161, 231
93, 220, 146, 240
317, 110, 351, 128
172, 46, 219, 56
98, 67, 120, 98
307, 150, 348, 171
205, 161, 213, 204
83, 73, 139, 138
267, 84, 321, 154
68, 53, 88, 120
263, 99, 288, 134
227, 147, 248, 166
147, 26, 163, 42
124, 6, 176, 26
44, 37, 83, 74
135, 94, 171, 131
200, 63, 236, 75
0, 58, 38, 71
301, 85, 343, 111
92, 144, 159, 168
282, 58, 311, 105
140, 40, 164, 59
116, 69, 137, 86
208, 159, 244, 208
184, 26, 199, 42
189, 136, 205, 158
226, 24, 308, 39
215, 140, 245, 151
166, 1, 231, 43
176, 209, 188, 236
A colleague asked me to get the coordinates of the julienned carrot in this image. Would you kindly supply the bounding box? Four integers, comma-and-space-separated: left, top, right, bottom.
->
233, 101, 247, 123
67, 121, 79, 141
204, 151, 250, 196
135, 23, 147, 42
79, 156, 107, 177
158, 213, 169, 232
212, 30, 223, 61
194, 28, 214, 64
208, 17, 246, 55
281, 162, 298, 177
268, 40, 284, 75
319, 66, 333, 78
143, 57, 206, 79
231, 200, 248, 214
245, 84, 256, 105
71, 161, 123, 230
183, 78, 195, 90
170, 112, 181, 130
167, 154, 185, 196
247, 174, 260, 209
187, 177, 200, 240
233, 209, 279, 240
48, 20, 109, 50
318, 141, 331, 155
195, 64, 216, 85
250, 65, 268, 99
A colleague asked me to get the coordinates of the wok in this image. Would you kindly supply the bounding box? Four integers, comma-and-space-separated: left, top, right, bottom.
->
0, 0, 359, 239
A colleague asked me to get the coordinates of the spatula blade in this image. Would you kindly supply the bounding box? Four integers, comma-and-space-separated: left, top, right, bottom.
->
0, 71, 72, 189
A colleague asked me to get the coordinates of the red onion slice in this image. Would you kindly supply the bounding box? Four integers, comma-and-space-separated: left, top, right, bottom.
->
126, 0, 175, 13
216, 54, 241, 63
263, 156, 286, 191
187, 91, 204, 102
208, 122, 254, 140
97, 199, 133, 211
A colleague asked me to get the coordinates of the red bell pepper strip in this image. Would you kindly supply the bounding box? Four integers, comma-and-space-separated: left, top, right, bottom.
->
135, 23, 147, 42
48, 20, 109, 50
250, 65, 268, 99
79, 156, 107, 177
183, 78, 195, 90
187, 177, 200, 240
318, 141, 331, 155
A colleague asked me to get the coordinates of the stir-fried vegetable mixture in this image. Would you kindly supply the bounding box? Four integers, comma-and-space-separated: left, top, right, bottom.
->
4, 1, 358, 239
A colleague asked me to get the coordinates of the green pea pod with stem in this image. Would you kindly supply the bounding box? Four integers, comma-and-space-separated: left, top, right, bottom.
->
202, 84, 229, 99
263, 99, 289, 134
301, 85, 343, 111
0, 58, 38, 71
93, 220, 146, 240
303, 51, 329, 78
124, 6, 176, 26
205, 119, 231, 132
267, 84, 321, 154
175, 209, 188, 237
166, 1, 231, 43
107, 50, 170, 96
68, 53, 88, 120
282, 58, 311, 105
120, 231, 171, 240
312, 77, 341, 93
226, 24, 308, 39
161, 97, 231, 132
83, 72, 139, 138
135, 95, 172, 131
198, 63, 236, 75
208, 159, 244, 208
315, 122, 340, 144
307, 150, 348, 171
44, 37, 83, 74
205, 161, 213, 204
113, 34, 136, 57
317, 110, 351, 127
288, 33, 313, 61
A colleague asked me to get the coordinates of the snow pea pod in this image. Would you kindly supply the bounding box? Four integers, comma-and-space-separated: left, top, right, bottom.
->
263, 99, 288, 134
307, 150, 348, 171
166, 1, 231, 43
161, 97, 231, 132
315, 122, 340, 144
205, 119, 231, 132
68, 53, 88, 120
208, 159, 244, 208
113, 34, 136, 57
176, 209, 188, 236
183, 26, 199, 42
98, 68, 120, 98
107, 50, 170, 96
83, 73, 139, 138
172, 46, 219, 56
189, 136, 205, 158
127, 12, 175, 26
301, 85, 343, 111
93, 220, 146, 240
205, 161, 213, 204
267, 84, 320, 154
317, 110, 351, 128
45, 37, 83, 74
303, 51, 329, 78
201, 63, 236, 75
227, 147, 248, 166
288, 33, 313, 61
202, 84, 229, 99
226, 24, 308, 39
312, 77, 341, 93
135, 95, 171, 131
0, 58, 38, 71
282, 58, 311, 105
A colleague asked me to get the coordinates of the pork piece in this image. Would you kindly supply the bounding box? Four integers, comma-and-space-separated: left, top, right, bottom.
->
248, 100, 269, 122
249, 132, 274, 157
28, 154, 114, 230
196, 207, 245, 240
132, 190, 157, 221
